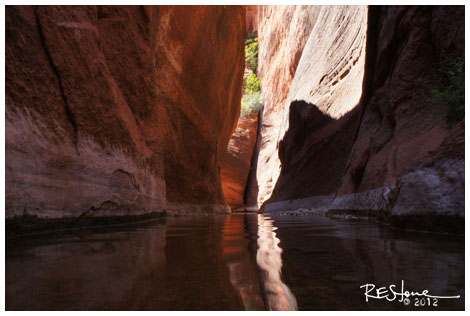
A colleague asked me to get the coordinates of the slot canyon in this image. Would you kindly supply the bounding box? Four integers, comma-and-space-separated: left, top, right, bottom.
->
5, 5, 465, 311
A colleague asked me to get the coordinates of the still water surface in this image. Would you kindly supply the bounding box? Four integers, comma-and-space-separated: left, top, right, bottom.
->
5, 214, 464, 310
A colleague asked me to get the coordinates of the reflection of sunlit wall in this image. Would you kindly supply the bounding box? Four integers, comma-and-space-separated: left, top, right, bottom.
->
257, 214, 298, 311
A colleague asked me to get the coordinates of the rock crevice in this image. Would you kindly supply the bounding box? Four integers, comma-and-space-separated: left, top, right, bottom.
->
34, 6, 80, 155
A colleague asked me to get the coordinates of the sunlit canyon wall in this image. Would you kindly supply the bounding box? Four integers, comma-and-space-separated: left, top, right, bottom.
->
221, 112, 259, 210
246, 5, 367, 209
245, 5, 318, 210
246, 5, 464, 222
5, 5, 245, 218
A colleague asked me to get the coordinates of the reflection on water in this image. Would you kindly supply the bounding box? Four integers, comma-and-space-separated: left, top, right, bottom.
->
6, 215, 265, 310
5, 214, 465, 310
222, 214, 265, 310
5, 224, 168, 310
270, 215, 465, 311
257, 214, 298, 311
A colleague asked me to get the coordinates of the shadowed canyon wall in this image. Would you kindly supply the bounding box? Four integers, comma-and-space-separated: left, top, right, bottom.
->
5, 5, 245, 218
332, 6, 465, 219
247, 5, 464, 223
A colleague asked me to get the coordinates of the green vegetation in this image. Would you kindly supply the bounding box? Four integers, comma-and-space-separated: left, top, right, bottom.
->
419, 54, 465, 128
241, 33, 263, 117
245, 72, 261, 94
245, 33, 258, 72
241, 91, 263, 116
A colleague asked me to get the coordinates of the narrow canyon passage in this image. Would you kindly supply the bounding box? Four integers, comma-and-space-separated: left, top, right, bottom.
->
5, 5, 465, 311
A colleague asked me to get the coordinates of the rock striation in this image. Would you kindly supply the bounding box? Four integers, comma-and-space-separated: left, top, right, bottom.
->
6, 5, 464, 228
270, 5, 367, 203
5, 5, 245, 219
249, 5, 464, 229
333, 6, 465, 221
245, 6, 317, 209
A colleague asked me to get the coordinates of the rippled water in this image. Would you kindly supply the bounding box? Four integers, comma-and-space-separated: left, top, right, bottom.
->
5, 214, 464, 310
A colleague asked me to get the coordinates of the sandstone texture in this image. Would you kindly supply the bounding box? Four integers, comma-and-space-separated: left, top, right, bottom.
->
245, 5, 258, 34
247, 5, 366, 207
155, 6, 245, 212
272, 6, 367, 202
250, 5, 464, 222
245, 6, 316, 208
221, 113, 259, 210
5, 5, 245, 218
6, 5, 464, 224
333, 6, 464, 218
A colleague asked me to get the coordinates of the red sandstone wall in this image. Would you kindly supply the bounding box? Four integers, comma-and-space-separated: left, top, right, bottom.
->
245, 6, 317, 209
245, 5, 258, 34
155, 6, 246, 213
332, 6, 464, 217
221, 113, 259, 210
5, 5, 245, 218
251, 5, 464, 218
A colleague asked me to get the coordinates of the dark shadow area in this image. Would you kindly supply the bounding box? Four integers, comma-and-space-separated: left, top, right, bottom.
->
5, 212, 167, 240
243, 109, 262, 210
271, 214, 464, 310
262, 6, 381, 206
6, 214, 266, 310
264, 100, 362, 204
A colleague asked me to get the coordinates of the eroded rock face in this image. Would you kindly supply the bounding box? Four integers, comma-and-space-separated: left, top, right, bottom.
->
5, 5, 245, 218
221, 113, 259, 210
250, 5, 464, 222
245, 6, 317, 208
247, 5, 367, 207
155, 6, 245, 213
271, 6, 367, 203
333, 6, 465, 217
6, 6, 163, 218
